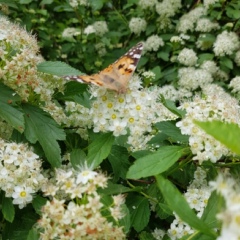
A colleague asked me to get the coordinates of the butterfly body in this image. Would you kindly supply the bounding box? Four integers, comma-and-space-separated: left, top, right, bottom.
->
64, 42, 143, 93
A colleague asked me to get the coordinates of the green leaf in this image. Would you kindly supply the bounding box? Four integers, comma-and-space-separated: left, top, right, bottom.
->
127, 195, 150, 232
22, 104, 66, 167
195, 120, 240, 154
70, 148, 86, 169
56, 81, 91, 108
37, 61, 81, 76
157, 51, 169, 61
161, 97, 185, 118
219, 57, 233, 69
19, 0, 32, 3
156, 175, 217, 238
2, 196, 15, 222
127, 146, 184, 179
99, 182, 133, 195
3, 206, 39, 240
0, 83, 24, 132
87, 132, 114, 168
201, 191, 223, 229
27, 228, 39, 240
119, 204, 131, 233
89, 0, 104, 10
40, 0, 53, 4
0, 0, 18, 8
139, 231, 156, 240
155, 121, 189, 143
32, 195, 47, 215
108, 145, 130, 181
151, 66, 162, 80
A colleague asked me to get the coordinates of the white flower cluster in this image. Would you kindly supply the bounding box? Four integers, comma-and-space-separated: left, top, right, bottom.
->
39, 165, 125, 239
84, 21, 108, 36
0, 16, 66, 123
229, 76, 240, 94
234, 50, 240, 66
0, 139, 46, 209
210, 172, 240, 240
177, 6, 207, 33
62, 27, 81, 38
138, 0, 157, 9
203, 0, 219, 9
156, 0, 182, 17
177, 48, 198, 66
176, 84, 240, 163
213, 31, 240, 56
129, 17, 147, 35
195, 18, 220, 32
69, 0, 88, 8
168, 167, 211, 239
144, 35, 164, 52
88, 76, 177, 151
178, 67, 213, 90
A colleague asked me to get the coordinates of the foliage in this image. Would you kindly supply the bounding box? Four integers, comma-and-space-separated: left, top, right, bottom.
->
0, 0, 240, 239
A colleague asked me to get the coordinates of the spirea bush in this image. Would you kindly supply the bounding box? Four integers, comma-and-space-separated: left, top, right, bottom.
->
0, 0, 240, 239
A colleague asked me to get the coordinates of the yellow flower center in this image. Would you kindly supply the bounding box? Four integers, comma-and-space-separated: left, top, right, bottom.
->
20, 191, 26, 197
129, 118, 134, 123
102, 96, 107, 101
136, 105, 141, 110
118, 98, 124, 103
107, 103, 113, 108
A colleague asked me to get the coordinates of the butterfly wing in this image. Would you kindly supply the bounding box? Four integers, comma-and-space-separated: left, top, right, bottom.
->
64, 42, 143, 93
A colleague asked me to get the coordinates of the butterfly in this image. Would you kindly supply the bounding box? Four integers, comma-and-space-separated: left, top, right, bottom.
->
64, 42, 143, 94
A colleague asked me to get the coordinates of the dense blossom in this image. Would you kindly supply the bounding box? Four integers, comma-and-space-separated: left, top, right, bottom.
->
177, 7, 206, 33
153, 167, 211, 239
178, 67, 213, 90
144, 35, 164, 52
88, 76, 177, 151
0, 139, 46, 208
213, 31, 240, 56
69, 0, 88, 7
177, 48, 198, 66
38, 165, 126, 239
177, 85, 240, 163
210, 171, 240, 240
168, 167, 211, 239
62, 27, 81, 38
0, 16, 65, 113
156, 0, 182, 17
129, 17, 147, 35
195, 18, 219, 32
138, 0, 157, 9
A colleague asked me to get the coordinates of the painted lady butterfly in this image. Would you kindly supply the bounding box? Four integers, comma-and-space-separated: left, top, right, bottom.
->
64, 42, 143, 94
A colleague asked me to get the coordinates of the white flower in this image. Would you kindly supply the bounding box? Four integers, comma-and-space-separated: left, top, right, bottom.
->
12, 186, 34, 209
84, 25, 96, 35
76, 169, 97, 184
92, 21, 108, 36
176, 84, 240, 163
129, 17, 147, 35
229, 76, 240, 93
138, 0, 157, 9
213, 31, 240, 56
234, 50, 240, 66
177, 7, 206, 33
156, 0, 182, 17
69, 0, 88, 8
178, 48, 198, 66
178, 67, 213, 90
195, 18, 219, 32
144, 35, 164, 52
62, 27, 81, 38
